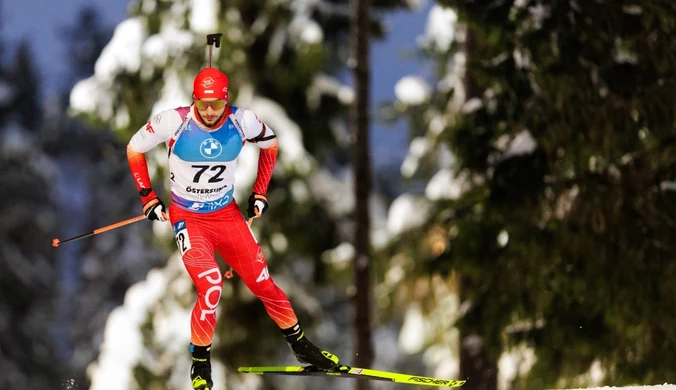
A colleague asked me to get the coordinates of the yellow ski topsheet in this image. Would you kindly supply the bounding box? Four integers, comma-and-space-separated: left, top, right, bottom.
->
238, 365, 466, 388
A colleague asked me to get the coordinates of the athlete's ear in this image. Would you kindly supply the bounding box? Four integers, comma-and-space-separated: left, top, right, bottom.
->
192, 92, 196, 101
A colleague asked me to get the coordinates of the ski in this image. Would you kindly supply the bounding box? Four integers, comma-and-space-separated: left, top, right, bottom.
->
238, 365, 466, 387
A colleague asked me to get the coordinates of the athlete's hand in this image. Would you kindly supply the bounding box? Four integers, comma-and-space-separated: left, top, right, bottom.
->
143, 197, 168, 222
247, 192, 268, 219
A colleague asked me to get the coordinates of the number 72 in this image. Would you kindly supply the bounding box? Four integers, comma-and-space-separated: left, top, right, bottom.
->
191, 164, 226, 183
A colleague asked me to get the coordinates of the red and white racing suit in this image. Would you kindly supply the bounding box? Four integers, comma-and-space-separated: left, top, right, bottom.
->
127, 105, 298, 346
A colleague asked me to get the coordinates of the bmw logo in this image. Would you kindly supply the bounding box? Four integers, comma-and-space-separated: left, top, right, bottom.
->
200, 138, 223, 158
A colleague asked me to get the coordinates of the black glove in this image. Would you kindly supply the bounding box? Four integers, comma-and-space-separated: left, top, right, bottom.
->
247, 192, 268, 219
143, 197, 168, 221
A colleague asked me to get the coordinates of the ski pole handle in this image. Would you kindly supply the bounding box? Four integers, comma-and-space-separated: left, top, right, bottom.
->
52, 215, 147, 247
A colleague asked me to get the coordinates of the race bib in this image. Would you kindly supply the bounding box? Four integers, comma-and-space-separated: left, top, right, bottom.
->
173, 220, 192, 256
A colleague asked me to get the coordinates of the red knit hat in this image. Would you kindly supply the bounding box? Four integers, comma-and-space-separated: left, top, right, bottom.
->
193, 68, 229, 100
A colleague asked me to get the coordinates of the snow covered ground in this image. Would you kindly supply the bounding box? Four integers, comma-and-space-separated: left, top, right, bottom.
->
560, 387, 676, 390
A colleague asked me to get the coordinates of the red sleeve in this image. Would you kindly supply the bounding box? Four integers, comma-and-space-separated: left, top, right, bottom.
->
127, 144, 157, 203
252, 142, 278, 195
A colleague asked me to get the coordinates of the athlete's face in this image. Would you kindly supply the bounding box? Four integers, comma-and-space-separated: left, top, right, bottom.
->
195, 98, 226, 126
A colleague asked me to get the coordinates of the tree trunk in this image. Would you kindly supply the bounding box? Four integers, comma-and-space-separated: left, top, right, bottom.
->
459, 277, 498, 390
351, 0, 373, 389
458, 26, 498, 390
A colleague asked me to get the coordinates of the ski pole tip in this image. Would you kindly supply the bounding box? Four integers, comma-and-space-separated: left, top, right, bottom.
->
52, 238, 60, 247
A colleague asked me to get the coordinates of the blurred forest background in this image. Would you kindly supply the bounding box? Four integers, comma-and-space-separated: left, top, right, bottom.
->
2, 1, 676, 390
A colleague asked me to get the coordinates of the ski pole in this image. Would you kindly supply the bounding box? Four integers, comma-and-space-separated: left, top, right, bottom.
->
52, 215, 147, 247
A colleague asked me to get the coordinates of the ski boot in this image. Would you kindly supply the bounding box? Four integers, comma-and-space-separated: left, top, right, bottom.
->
282, 323, 340, 371
190, 344, 214, 390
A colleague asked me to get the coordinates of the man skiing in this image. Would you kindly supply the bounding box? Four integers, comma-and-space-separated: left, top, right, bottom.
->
126, 66, 340, 390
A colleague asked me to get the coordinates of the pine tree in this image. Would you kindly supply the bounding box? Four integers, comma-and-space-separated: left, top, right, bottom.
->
0, 40, 60, 389
387, 1, 676, 388
69, 1, 406, 389
43, 7, 166, 388
60, 6, 114, 88
9, 41, 42, 130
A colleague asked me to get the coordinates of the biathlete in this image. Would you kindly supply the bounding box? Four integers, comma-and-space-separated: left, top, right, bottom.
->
126, 66, 340, 390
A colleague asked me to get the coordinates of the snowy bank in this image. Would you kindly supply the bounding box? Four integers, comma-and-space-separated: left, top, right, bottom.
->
559, 386, 676, 390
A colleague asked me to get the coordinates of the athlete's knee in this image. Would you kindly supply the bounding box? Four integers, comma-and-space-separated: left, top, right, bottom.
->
194, 267, 224, 321
249, 275, 282, 299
